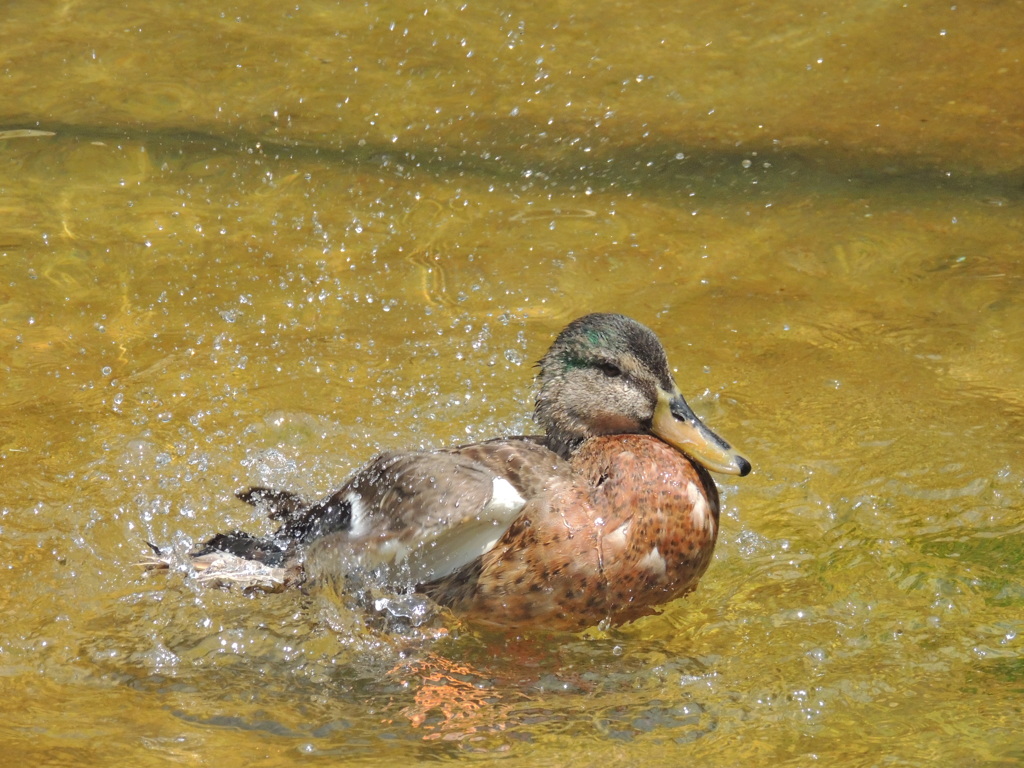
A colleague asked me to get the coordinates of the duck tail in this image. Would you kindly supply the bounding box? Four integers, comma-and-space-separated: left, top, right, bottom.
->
139, 486, 313, 591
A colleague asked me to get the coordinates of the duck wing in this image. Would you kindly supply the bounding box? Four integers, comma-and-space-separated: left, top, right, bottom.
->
301, 437, 569, 588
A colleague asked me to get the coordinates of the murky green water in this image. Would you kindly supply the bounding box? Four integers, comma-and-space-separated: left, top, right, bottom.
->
2, 1, 1022, 765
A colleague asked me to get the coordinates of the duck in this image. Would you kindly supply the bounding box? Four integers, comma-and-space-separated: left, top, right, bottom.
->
148, 313, 751, 630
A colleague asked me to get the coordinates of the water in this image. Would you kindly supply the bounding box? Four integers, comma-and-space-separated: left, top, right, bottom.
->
2, 1, 1023, 765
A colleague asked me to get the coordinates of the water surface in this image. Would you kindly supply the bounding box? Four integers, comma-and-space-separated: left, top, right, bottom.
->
2, 1, 1022, 765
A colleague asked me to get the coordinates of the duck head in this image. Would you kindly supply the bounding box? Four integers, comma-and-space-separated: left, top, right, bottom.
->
534, 313, 751, 476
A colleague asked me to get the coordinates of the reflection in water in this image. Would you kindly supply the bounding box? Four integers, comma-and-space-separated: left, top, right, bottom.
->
393, 654, 508, 738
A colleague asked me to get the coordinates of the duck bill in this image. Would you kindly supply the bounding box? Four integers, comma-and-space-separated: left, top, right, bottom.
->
651, 389, 751, 476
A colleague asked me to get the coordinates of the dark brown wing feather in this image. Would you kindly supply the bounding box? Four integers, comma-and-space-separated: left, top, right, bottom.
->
292, 437, 574, 588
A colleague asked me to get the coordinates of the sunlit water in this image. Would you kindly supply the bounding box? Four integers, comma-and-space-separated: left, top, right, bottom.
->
2, 1, 1022, 765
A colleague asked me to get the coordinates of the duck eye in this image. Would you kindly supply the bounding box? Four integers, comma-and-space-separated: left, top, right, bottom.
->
597, 361, 622, 378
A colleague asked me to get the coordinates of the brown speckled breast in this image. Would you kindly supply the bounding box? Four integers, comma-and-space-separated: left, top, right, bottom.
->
421, 434, 721, 630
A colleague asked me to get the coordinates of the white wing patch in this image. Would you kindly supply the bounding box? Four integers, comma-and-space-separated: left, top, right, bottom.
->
363, 477, 526, 587
685, 482, 711, 530
639, 545, 667, 576
487, 477, 526, 520
345, 491, 370, 537
604, 521, 630, 549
